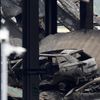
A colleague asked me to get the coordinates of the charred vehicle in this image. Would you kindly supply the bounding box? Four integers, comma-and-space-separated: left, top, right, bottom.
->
39, 49, 98, 85
39, 49, 99, 100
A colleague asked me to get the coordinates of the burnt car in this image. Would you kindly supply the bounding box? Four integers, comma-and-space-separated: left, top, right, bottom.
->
39, 49, 99, 100
39, 49, 98, 86
64, 77, 100, 100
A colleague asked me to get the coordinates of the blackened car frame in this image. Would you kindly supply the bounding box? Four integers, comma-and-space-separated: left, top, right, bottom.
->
39, 49, 98, 85
39, 49, 99, 100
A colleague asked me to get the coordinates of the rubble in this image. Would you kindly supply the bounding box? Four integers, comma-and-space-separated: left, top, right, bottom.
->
1, 0, 100, 34
7, 49, 100, 100
64, 77, 100, 100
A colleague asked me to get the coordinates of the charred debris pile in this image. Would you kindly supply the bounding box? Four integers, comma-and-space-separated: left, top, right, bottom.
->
8, 49, 100, 100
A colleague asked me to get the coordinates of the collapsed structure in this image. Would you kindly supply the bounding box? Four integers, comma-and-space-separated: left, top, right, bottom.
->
0, 0, 100, 100
1, 0, 100, 35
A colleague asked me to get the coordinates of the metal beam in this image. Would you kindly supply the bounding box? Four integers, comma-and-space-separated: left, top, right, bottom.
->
23, 0, 39, 100
45, 0, 57, 35
80, 0, 93, 29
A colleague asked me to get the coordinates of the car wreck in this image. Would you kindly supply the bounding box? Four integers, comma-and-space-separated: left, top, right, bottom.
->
39, 49, 99, 100
39, 49, 98, 84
